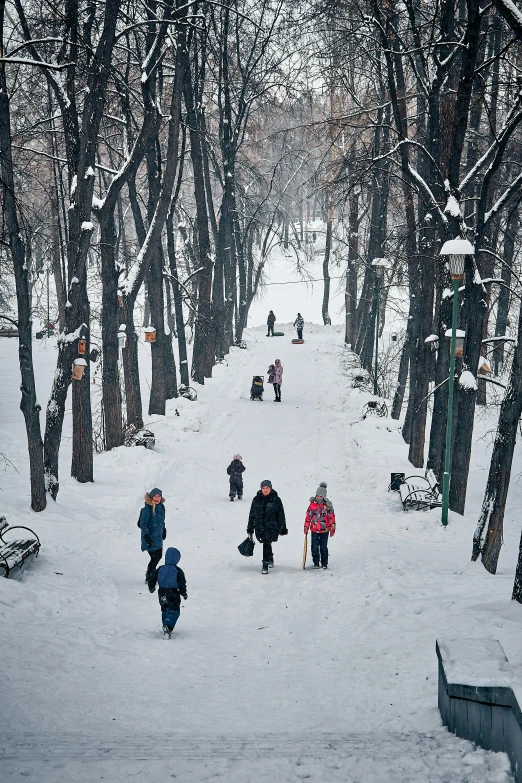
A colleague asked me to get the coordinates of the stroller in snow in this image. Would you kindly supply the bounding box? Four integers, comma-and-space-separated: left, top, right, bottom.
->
250, 375, 264, 401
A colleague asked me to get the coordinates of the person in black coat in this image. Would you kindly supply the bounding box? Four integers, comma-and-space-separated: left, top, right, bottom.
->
266, 310, 276, 337
247, 479, 288, 574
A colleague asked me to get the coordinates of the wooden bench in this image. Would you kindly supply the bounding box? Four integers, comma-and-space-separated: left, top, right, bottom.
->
0, 328, 19, 338
0, 516, 41, 577
398, 468, 441, 511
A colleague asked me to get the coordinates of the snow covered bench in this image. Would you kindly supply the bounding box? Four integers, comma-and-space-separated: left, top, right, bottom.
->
0, 516, 41, 577
398, 468, 441, 511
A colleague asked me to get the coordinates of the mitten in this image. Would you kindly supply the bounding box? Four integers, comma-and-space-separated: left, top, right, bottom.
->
162, 527, 167, 540
144, 536, 152, 549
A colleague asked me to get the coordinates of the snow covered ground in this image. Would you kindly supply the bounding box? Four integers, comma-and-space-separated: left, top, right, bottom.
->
1, 323, 521, 781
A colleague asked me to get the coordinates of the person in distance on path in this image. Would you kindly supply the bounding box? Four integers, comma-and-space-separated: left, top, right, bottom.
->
272, 358, 283, 402
139, 488, 167, 590
247, 480, 288, 574
148, 547, 187, 639
294, 313, 304, 340
267, 310, 276, 337
227, 454, 245, 501
304, 482, 336, 569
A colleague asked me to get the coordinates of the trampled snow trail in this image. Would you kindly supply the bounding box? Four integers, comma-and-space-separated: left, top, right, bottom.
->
1, 324, 519, 781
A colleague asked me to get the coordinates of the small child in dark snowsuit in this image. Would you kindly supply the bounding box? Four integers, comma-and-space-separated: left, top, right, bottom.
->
227, 454, 245, 501
149, 547, 187, 639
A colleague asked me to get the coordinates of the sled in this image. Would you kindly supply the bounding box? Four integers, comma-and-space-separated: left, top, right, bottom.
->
302, 535, 308, 569
292, 339, 304, 344
272, 331, 285, 337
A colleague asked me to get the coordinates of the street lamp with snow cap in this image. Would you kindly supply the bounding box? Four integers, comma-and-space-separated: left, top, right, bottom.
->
439, 238, 475, 527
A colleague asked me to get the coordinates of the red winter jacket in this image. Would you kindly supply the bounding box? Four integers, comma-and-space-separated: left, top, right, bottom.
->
304, 498, 336, 536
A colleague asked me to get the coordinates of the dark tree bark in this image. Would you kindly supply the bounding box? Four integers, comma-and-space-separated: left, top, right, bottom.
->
322, 194, 333, 326
182, 34, 215, 382
166, 211, 190, 387
344, 187, 359, 346
0, 2, 46, 510
472, 294, 522, 573
493, 202, 518, 374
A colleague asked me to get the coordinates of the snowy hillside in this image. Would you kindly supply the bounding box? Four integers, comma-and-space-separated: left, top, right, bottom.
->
1, 324, 521, 781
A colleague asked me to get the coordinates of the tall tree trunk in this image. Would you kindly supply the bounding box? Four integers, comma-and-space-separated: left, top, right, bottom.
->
344, 190, 359, 346
0, 11, 46, 510
99, 209, 123, 450
166, 211, 190, 387
183, 36, 215, 382
322, 192, 333, 326
472, 295, 522, 573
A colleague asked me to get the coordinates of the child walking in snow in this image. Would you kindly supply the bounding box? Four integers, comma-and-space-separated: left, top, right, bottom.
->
227, 454, 245, 500
304, 482, 336, 569
149, 547, 187, 639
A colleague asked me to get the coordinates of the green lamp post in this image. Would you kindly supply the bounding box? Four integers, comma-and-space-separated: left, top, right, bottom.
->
439, 238, 475, 526
371, 258, 390, 396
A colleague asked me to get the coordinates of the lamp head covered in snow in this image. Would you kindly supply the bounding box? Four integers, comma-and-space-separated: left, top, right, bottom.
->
371, 257, 392, 280
440, 238, 474, 281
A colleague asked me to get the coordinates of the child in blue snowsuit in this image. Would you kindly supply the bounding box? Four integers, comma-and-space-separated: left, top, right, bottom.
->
227, 455, 245, 501
149, 547, 187, 639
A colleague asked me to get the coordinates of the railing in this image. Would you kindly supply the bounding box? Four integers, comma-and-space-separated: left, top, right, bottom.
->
437, 637, 522, 782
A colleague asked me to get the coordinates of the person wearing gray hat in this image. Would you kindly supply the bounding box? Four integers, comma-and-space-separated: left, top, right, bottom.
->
304, 482, 336, 569
247, 480, 287, 573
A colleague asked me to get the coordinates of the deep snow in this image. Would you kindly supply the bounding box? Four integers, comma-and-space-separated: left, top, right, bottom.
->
1, 323, 521, 781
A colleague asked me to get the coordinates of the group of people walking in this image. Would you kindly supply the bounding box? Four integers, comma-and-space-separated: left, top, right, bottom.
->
138, 472, 337, 636
226, 464, 337, 574
139, 488, 187, 639
266, 311, 305, 341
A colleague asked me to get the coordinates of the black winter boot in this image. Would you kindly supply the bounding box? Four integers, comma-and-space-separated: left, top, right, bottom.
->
262, 562, 269, 574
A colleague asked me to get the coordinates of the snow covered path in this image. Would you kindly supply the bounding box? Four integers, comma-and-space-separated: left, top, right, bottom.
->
1, 325, 520, 781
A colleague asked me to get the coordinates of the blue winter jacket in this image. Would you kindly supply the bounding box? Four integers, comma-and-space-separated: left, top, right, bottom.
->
157, 547, 180, 588
140, 494, 166, 551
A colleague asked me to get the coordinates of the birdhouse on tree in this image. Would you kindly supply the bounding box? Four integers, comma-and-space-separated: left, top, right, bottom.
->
72, 358, 87, 380
78, 339, 87, 354
144, 326, 156, 343
478, 357, 492, 375
391, 332, 398, 342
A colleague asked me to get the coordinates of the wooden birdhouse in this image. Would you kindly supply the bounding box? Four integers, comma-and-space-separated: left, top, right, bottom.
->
78, 339, 87, 355
478, 357, 492, 375
144, 326, 156, 343
72, 358, 87, 380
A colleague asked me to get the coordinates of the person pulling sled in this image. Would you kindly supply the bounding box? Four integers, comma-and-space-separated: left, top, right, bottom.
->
304, 482, 336, 569
227, 454, 245, 500
148, 547, 187, 638
293, 313, 304, 340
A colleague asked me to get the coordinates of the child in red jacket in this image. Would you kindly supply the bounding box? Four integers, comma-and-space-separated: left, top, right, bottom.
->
304, 482, 336, 569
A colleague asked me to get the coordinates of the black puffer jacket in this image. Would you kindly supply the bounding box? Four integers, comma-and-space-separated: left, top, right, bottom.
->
247, 489, 287, 543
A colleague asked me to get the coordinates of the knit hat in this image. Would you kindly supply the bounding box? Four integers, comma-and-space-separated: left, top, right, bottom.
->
315, 481, 327, 498
233, 454, 242, 461
150, 488, 162, 498
260, 479, 272, 489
